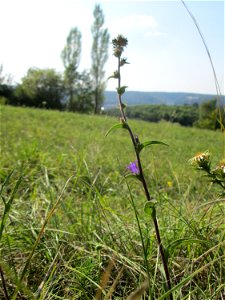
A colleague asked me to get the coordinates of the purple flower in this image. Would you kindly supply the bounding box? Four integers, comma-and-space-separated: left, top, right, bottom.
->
127, 161, 139, 175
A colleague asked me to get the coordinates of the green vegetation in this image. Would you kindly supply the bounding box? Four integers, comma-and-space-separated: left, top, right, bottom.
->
106, 100, 224, 130
0, 105, 224, 299
12, 68, 64, 109
0, 3, 110, 115
195, 99, 224, 130
91, 4, 110, 114
106, 104, 199, 127
61, 27, 82, 108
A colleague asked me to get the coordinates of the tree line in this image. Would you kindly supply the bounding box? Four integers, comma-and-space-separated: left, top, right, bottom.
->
0, 4, 109, 114
106, 100, 224, 130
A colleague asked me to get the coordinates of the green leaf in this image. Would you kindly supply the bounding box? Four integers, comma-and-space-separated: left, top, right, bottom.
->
107, 71, 119, 80
167, 238, 208, 254
124, 174, 142, 181
138, 140, 168, 153
144, 201, 157, 218
107, 75, 115, 80
116, 86, 128, 95
121, 102, 127, 109
105, 122, 128, 137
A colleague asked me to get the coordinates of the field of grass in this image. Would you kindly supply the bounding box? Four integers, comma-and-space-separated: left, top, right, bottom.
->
0, 105, 224, 299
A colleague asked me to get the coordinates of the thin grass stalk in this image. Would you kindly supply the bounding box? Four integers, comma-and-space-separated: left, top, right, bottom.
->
35, 246, 62, 299
0, 265, 10, 300
104, 263, 125, 300
158, 254, 225, 300
11, 176, 73, 300
181, 0, 225, 155
95, 255, 115, 300
0, 171, 22, 242
125, 182, 151, 281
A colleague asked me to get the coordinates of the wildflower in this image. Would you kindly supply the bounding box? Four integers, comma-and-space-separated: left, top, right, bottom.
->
189, 150, 211, 172
127, 161, 139, 175
112, 35, 128, 58
167, 181, 173, 188
112, 35, 128, 48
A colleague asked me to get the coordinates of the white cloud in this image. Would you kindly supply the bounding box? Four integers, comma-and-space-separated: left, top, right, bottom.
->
145, 30, 163, 37
108, 14, 161, 36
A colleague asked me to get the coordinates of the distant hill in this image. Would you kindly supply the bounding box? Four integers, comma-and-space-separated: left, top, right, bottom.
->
104, 91, 223, 109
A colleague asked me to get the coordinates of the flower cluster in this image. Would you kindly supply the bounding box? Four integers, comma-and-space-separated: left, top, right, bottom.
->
112, 35, 128, 58
189, 151, 225, 195
189, 151, 211, 172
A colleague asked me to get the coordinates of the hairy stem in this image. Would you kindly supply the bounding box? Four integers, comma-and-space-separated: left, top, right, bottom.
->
116, 55, 173, 299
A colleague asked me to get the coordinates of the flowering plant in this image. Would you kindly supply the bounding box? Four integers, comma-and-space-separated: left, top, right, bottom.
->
107, 35, 173, 299
189, 151, 225, 195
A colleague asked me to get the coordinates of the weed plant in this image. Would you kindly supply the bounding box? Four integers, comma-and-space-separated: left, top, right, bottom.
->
107, 35, 173, 299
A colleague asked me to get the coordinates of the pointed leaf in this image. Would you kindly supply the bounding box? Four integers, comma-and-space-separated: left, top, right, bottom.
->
116, 86, 128, 95
105, 122, 128, 137
167, 238, 208, 255
120, 58, 130, 66
107, 75, 116, 80
107, 71, 119, 80
138, 140, 168, 153
124, 173, 142, 181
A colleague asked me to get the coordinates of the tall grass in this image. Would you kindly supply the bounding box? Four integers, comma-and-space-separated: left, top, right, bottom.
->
0, 105, 224, 299
181, 0, 225, 156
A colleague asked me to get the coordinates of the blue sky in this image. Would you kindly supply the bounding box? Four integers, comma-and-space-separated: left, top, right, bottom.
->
0, 0, 224, 94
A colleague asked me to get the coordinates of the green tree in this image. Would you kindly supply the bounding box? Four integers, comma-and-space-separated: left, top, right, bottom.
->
13, 68, 64, 109
0, 64, 15, 104
0, 64, 13, 85
67, 70, 94, 113
91, 4, 110, 114
195, 99, 223, 130
61, 27, 82, 105
0, 64, 4, 84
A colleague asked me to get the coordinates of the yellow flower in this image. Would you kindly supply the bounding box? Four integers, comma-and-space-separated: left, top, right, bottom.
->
194, 151, 210, 163
189, 150, 211, 171
167, 181, 173, 188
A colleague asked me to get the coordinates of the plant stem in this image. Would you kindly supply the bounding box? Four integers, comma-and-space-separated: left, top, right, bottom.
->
116, 55, 173, 299
0, 266, 10, 300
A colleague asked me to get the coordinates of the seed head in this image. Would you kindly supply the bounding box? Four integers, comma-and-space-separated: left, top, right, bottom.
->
112, 35, 128, 48
112, 35, 128, 58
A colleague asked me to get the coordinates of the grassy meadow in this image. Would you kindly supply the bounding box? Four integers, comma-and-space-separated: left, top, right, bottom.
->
0, 105, 224, 299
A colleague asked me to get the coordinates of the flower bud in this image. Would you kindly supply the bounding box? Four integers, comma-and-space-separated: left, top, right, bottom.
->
127, 161, 139, 175
112, 35, 128, 48
120, 58, 129, 66
112, 35, 128, 57
189, 151, 211, 172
